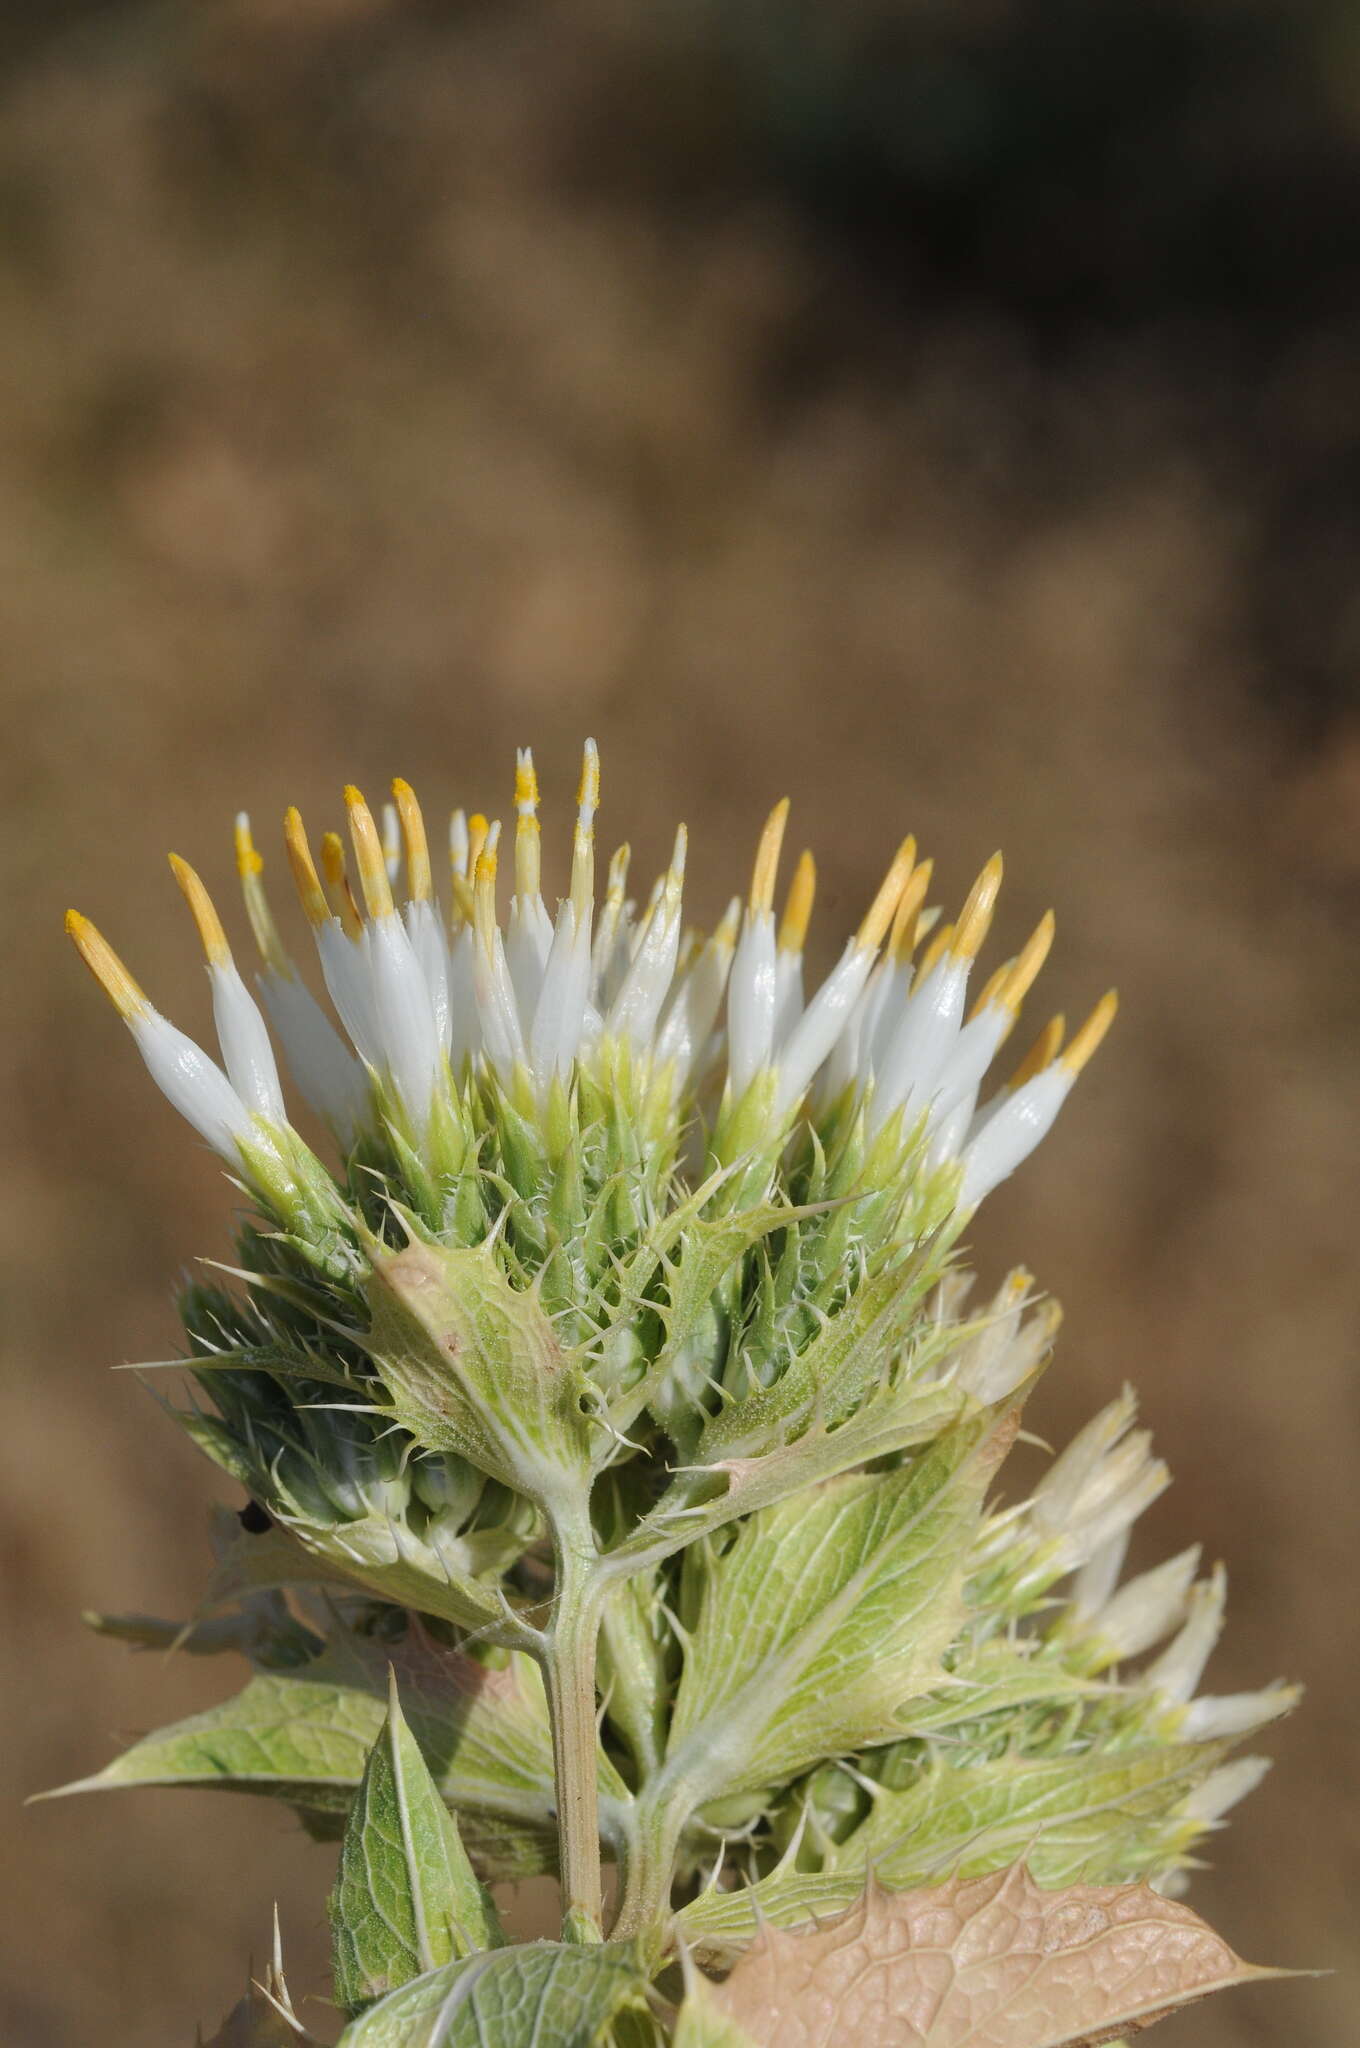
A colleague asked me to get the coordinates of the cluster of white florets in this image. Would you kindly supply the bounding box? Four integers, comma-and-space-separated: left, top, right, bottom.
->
66, 741, 1117, 1219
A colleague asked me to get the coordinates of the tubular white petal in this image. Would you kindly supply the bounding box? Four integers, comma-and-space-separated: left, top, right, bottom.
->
315, 920, 380, 1069
529, 898, 592, 1083
931, 1001, 1013, 1125
775, 938, 879, 1113
1094, 1546, 1201, 1660
129, 1009, 258, 1161
471, 914, 526, 1076
1145, 1566, 1228, 1705
257, 967, 369, 1145
607, 830, 686, 1050
926, 1088, 976, 1172
364, 914, 444, 1126
957, 1062, 1072, 1207
506, 895, 554, 1026
1074, 1459, 1170, 1561
1181, 1756, 1272, 1824
1034, 1389, 1139, 1530
404, 897, 453, 1055
772, 948, 805, 1051
655, 913, 737, 1085
207, 959, 287, 1123
445, 924, 482, 1067
869, 954, 970, 1136
1181, 1684, 1299, 1742
1070, 1528, 1130, 1621
727, 909, 778, 1097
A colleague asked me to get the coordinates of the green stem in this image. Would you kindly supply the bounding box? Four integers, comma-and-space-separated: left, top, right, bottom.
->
544, 1502, 606, 1940
609, 1776, 692, 1941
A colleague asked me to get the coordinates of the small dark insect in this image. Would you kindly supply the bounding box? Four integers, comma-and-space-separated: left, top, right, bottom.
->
238, 1499, 272, 1534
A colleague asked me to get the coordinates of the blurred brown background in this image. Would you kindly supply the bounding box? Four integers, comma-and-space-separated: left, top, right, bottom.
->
2, 2, 1357, 2041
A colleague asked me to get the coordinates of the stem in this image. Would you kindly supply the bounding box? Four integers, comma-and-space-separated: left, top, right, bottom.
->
609, 1776, 691, 1941
544, 1501, 605, 1939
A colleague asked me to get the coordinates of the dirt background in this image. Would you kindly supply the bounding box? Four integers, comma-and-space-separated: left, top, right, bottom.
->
1, 4, 1356, 2042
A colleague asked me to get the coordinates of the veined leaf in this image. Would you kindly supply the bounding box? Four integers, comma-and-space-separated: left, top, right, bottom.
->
709, 1864, 1282, 2047
839, 1741, 1227, 1891
331, 1671, 503, 2013
362, 1236, 594, 1504
677, 1870, 866, 1960
606, 1263, 970, 1575
676, 1738, 1228, 1960
203, 1513, 526, 1640
660, 1411, 1014, 1802
335, 1941, 649, 2048
49, 1621, 632, 1879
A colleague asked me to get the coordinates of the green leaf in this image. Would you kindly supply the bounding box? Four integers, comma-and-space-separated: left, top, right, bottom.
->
660, 1410, 1014, 1802
203, 1512, 526, 1641
362, 1235, 594, 1504
677, 1736, 1229, 1959
331, 1671, 504, 2013
602, 1260, 971, 1576
51, 1620, 633, 1881
837, 1740, 1229, 1891
676, 1870, 865, 1960
335, 1941, 650, 2048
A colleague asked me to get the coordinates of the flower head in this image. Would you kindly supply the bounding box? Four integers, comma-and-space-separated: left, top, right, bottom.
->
66, 741, 1113, 1225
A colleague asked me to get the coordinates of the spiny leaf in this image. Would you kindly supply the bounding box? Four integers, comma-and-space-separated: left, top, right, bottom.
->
334, 1940, 650, 2048
331, 1670, 504, 2014
709, 1864, 1283, 2047
841, 1742, 1228, 1891
48, 1621, 631, 1880
603, 1252, 975, 1575
362, 1235, 594, 1503
203, 1504, 519, 1639
660, 1409, 1015, 1802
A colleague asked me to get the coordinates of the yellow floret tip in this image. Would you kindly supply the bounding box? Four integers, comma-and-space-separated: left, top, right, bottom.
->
65, 910, 149, 1021
1001, 910, 1056, 1013
952, 851, 1004, 962
343, 785, 395, 920
515, 749, 540, 814
1062, 989, 1119, 1075
283, 807, 331, 929
778, 850, 817, 956
749, 798, 790, 915
168, 853, 232, 966
857, 835, 916, 953
233, 814, 263, 879
391, 778, 433, 903
1009, 1013, 1066, 1090
888, 856, 933, 961
576, 738, 600, 817
321, 831, 364, 939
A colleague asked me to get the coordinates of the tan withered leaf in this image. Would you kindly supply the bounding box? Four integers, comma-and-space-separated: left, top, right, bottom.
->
712, 1864, 1282, 2048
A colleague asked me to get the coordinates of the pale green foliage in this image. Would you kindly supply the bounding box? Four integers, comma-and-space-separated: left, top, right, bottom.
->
334, 1943, 650, 2048
330, 1673, 504, 2012
63, 1029, 1291, 2042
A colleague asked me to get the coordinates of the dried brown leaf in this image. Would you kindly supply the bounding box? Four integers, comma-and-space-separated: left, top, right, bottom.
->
712, 1863, 1282, 2048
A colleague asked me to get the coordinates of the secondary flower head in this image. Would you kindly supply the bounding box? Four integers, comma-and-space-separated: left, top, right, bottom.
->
65, 740, 1114, 1223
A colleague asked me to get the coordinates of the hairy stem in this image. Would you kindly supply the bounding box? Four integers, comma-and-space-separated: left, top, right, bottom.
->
543, 1501, 606, 1939
609, 1777, 692, 1941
